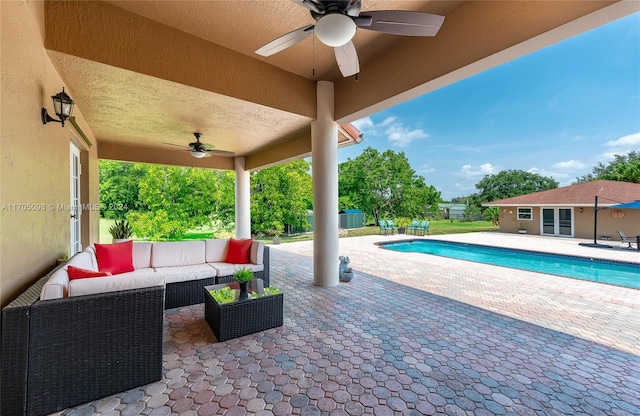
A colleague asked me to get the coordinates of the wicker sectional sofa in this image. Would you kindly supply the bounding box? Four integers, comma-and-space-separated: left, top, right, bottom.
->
1, 238, 270, 416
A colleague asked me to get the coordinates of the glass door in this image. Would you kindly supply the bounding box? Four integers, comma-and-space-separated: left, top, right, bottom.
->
542, 209, 555, 235
559, 208, 572, 236
541, 208, 573, 237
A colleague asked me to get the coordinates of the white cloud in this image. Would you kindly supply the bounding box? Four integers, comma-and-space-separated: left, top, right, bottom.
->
418, 164, 436, 174
351, 117, 375, 133
552, 160, 586, 170
457, 163, 497, 178
380, 116, 396, 127
605, 132, 640, 149
386, 125, 429, 147
351, 115, 430, 148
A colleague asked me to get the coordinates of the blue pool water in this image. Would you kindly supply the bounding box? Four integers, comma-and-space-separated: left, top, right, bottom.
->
380, 240, 640, 289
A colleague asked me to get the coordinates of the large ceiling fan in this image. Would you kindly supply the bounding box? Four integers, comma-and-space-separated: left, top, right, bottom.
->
255, 0, 445, 78
164, 133, 235, 159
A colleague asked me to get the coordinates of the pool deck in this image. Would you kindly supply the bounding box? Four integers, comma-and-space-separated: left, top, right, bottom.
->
56, 232, 640, 416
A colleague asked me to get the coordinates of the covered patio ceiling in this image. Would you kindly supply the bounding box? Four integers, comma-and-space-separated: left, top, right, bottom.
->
44, 0, 636, 171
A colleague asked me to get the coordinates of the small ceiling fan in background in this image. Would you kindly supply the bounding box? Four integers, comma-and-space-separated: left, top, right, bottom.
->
255, 0, 445, 78
164, 132, 235, 159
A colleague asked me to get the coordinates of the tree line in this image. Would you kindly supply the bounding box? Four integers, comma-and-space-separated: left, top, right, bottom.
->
100, 149, 638, 239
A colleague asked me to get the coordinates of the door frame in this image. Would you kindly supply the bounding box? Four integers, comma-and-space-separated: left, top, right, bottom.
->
70, 142, 82, 255
540, 207, 574, 237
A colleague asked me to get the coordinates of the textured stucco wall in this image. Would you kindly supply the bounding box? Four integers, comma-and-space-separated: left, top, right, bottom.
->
499, 207, 640, 240
1, 1, 99, 306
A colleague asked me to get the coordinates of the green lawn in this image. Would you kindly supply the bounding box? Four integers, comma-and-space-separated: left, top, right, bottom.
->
100, 218, 497, 244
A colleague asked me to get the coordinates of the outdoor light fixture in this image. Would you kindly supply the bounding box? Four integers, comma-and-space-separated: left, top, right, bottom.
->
314, 14, 357, 47
579, 208, 584, 213
41, 87, 74, 127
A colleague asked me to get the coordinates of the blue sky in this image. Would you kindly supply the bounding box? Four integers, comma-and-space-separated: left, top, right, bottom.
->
340, 12, 640, 201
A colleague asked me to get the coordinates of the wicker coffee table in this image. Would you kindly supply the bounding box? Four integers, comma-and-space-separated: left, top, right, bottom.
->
204, 284, 283, 341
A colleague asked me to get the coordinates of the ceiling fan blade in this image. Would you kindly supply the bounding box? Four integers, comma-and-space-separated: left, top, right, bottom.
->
345, 0, 361, 17
356, 10, 445, 36
207, 149, 236, 156
334, 41, 359, 78
255, 25, 315, 56
163, 142, 189, 149
291, 0, 324, 14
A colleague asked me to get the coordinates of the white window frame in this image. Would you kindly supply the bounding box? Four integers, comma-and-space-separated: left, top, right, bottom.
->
517, 207, 533, 221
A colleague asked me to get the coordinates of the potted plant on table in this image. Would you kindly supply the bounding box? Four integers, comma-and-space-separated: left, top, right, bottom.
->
109, 219, 133, 242
233, 267, 254, 300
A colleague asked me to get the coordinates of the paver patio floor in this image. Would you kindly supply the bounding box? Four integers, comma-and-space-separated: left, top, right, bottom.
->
57, 233, 639, 416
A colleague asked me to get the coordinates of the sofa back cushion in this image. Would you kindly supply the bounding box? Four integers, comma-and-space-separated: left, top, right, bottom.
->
40, 251, 94, 300
205, 239, 229, 263
250, 241, 264, 265
151, 241, 205, 268
132, 242, 152, 269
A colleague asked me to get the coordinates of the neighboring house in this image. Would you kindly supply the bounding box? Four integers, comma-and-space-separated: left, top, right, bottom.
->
439, 203, 468, 220
483, 180, 640, 240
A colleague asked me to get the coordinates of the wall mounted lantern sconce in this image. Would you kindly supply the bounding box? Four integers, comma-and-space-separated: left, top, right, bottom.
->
41, 87, 74, 127
579, 208, 584, 213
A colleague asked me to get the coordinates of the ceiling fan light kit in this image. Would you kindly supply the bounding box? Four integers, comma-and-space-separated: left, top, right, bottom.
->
191, 150, 207, 159
255, 0, 445, 78
315, 14, 356, 47
163, 132, 235, 159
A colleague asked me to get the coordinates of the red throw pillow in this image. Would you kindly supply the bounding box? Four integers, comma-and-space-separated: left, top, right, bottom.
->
67, 265, 112, 280
225, 238, 252, 264
94, 240, 135, 275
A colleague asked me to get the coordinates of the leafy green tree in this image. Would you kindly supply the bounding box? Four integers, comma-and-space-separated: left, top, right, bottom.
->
475, 169, 558, 204
251, 160, 312, 236
574, 151, 640, 184
339, 147, 441, 224
483, 206, 500, 226
99, 160, 146, 218
127, 165, 234, 240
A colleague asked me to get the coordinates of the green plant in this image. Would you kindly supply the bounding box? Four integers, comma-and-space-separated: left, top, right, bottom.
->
209, 287, 236, 304
108, 219, 133, 239
233, 267, 254, 283
396, 217, 412, 228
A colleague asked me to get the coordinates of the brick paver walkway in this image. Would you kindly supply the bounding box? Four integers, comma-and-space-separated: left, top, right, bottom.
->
57, 234, 640, 416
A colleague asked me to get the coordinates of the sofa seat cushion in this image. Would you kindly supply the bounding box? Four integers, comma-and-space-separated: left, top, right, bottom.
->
68, 272, 164, 297
115, 268, 156, 279
209, 262, 264, 277
158, 264, 217, 284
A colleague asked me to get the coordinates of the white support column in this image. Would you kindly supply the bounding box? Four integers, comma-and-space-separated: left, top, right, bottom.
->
312, 81, 339, 287
234, 157, 251, 239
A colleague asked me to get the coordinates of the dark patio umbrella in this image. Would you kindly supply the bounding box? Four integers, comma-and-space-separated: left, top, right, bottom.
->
609, 200, 640, 209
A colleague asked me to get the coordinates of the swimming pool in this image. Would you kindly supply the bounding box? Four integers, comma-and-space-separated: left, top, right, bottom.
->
380, 240, 640, 289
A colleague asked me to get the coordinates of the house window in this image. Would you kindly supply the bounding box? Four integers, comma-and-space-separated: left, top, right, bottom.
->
517, 207, 532, 220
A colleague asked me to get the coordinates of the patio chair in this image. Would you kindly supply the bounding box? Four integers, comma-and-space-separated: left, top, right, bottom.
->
379, 220, 389, 235
418, 220, 430, 236
386, 220, 397, 235
617, 231, 638, 249
408, 220, 420, 235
